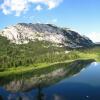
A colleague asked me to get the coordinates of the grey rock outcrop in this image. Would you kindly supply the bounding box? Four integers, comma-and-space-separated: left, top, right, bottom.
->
0, 23, 94, 48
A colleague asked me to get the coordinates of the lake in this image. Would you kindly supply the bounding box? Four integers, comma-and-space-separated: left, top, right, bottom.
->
0, 60, 100, 100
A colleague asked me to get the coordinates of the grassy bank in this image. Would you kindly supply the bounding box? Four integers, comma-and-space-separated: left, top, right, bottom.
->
0, 45, 100, 78
0, 59, 94, 86
0, 58, 95, 78
0, 59, 80, 78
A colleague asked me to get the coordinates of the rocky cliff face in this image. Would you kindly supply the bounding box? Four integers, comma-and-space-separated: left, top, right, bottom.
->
0, 23, 94, 48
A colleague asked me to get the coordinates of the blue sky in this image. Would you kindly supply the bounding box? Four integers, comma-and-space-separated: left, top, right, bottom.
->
0, 0, 100, 42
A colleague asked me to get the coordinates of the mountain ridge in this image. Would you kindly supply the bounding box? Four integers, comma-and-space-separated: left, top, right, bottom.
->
0, 23, 94, 48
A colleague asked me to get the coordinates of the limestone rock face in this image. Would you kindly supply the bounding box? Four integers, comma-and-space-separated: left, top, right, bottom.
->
0, 23, 94, 48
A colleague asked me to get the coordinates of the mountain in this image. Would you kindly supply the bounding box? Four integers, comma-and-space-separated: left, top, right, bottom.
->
95, 42, 100, 46
95, 42, 100, 45
0, 23, 93, 48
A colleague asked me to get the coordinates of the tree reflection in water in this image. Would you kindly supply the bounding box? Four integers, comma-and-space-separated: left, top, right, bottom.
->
0, 95, 3, 100
0, 59, 94, 100
18, 96, 22, 100
37, 84, 45, 100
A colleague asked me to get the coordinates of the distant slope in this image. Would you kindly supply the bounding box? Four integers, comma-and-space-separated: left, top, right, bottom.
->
95, 42, 100, 46
0, 35, 99, 68
0, 23, 94, 48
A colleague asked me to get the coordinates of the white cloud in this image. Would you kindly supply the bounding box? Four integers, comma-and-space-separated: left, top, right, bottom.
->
0, 0, 63, 16
2, 8, 11, 15
1, 0, 28, 16
86, 33, 100, 42
28, 0, 63, 9
35, 5, 43, 11
47, 0, 63, 9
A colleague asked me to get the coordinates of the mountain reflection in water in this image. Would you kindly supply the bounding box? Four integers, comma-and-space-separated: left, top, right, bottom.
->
0, 59, 96, 100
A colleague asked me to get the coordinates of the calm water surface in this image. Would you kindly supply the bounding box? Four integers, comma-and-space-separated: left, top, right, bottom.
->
0, 61, 100, 100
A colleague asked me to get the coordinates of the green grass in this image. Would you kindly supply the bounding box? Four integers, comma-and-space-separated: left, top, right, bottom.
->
76, 46, 100, 62
0, 60, 72, 77
0, 58, 95, 78
0, 45, 100, 78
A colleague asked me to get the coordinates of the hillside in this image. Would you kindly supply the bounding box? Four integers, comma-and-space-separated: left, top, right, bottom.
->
0, 23, 93, 48
0, 23, 98, 69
